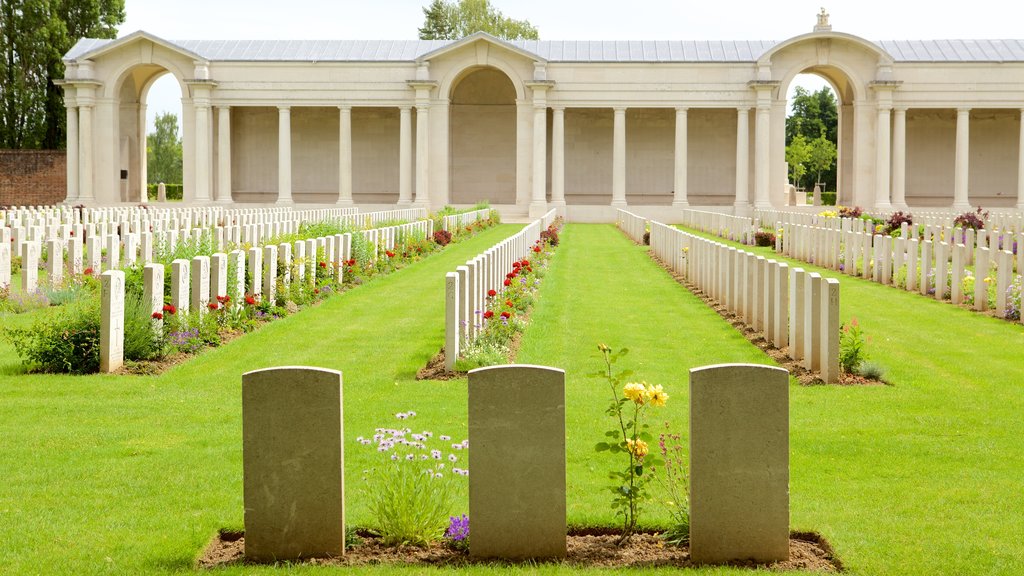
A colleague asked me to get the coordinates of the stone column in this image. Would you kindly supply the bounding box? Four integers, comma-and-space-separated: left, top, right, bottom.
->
78, 99, 95, 203
216, 106, 232, 203
751, 83, 777, 209
194, 99, 212, 203
277, 106, 293, 205
338, 105, 353, 205
415, 104, 429, 206
138, 103, 148, 201
529, 83, 551, 218
398, 106, 413, 205
65, 95, 80, 203
953, 107, 971, 211
892, 107, 907, 209
612, 107, 627, 208
735, 107, 751, 216
1018, 109, 1024, 210
874, 104, 892, 211
550, 106, 566, 211
673, 107, 689, 207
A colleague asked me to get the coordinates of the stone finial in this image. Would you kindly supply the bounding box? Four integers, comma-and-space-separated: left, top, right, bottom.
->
814, 8, 832, 32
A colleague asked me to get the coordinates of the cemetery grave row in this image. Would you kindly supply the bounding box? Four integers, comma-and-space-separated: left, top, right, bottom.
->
621, 210, 842, 383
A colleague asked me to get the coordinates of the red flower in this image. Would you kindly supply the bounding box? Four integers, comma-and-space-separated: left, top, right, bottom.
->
483, 310, 494, 319
207, 302, 220, 310
386, 251, 396, 258
503, 279, 511, 286
465, 226, 472, 232
505, 300, 513, 307
521, 259, 529, 266
533, 246, 542, 253
487, 289, 497, 297
500, 311, 511, 319
69, 230, 75, 237
347, 259, 356, 266
216, 294, 230, 303
151, 312, 163, 320
512, 262, 521, 269
83, 267, 94, 276
319, 261, 327, 268
314, 288, 320, 294
162, 304, 177, 315
506, 272, 516, 279
245, 294, 257, 306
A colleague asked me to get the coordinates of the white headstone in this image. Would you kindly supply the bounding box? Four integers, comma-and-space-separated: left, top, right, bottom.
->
100, 270, 125, 373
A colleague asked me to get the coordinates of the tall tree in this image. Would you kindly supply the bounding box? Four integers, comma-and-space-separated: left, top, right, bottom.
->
786, 85, 838, 190
418, 0, 538, 40
147, 111, 181, 185
785, 134, 810, 187
0, 0, 124, 150
807, 133, 837, 187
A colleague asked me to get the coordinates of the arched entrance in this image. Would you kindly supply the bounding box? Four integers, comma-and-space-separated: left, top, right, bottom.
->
115, 64, 187, 203
782, 68, 851, 205
449, 67, 516, 205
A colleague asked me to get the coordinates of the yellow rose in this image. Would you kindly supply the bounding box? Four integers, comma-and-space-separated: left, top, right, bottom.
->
646, 384, 669, 407
626, 438, 649, 459
623, 382, 648, 405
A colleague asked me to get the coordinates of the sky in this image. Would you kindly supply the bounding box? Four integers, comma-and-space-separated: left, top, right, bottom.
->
115, 0, 1024, 133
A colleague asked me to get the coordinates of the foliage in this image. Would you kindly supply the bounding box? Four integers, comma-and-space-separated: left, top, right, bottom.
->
0, 285, 50, 313
432, 229, 452, 246
540, 224, 559, 246
753, 229, 776, 247
592, 345, 667, 545
653, 424, 689, 546
144, 183, 183, 201
839, 316, 869, 373
857, 361, 887, 382
953, 207, 989, 231
837, 205, 863, 219
123, 293, 164, 361
444, 514, 469, 551
786, 86, 839, 191
146, 112, 182, 185
418, 0, 539, 40
359, 411, 468, 547
885, 211, 914, 235
0, 0, 125, 149
785, 134, 810, 185
807, 134, 837, 187
4, 294, 100, 373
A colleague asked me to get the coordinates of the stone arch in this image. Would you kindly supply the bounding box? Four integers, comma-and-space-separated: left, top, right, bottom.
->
448, 66, 518, 205
436, 50, 528, 104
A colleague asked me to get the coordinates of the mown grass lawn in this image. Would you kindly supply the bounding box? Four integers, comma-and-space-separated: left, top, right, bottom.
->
0, 222, 1021, 575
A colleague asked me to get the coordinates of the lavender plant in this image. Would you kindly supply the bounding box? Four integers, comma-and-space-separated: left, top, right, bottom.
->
359, 411, 469, 547
444, 514, 469, 551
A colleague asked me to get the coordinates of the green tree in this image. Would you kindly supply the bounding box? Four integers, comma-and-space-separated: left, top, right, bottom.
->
0, 0, 124, 149
418, 0, 538, 40
785, 134, 810, 187
807, 133, 837, 187
786, 85, 838, 190
146, 112, 181, 185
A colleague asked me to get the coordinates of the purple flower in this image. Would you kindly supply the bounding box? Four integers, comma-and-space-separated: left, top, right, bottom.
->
445, 515, 470, 542
431, 449, 442, 460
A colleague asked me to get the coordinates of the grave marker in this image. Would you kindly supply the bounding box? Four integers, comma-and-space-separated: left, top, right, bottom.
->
100, 270, 125, 373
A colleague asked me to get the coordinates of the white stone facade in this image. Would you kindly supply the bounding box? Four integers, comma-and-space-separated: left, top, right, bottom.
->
60, 25, 1024, 220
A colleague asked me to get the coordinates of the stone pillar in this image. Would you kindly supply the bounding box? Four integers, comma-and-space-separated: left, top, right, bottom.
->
1017, 109, 1024, 211
194, 99, 212, 203
953, 108, 971, 211
415, 104, 430, 207
398, 106, 413, 205
469, 365, 566, 559
673, 107, 689, 207
689, 363, 789, 563
529, 84, 549, 218
735, 107, 751, 215
100, 270, 125, 373
216, 106, 232, 203
277, 106, 293, 205
338, 105, 354, 205
892, 107, 907, 209
611, 107, 627, 208
78, 100, 95, 202
550, 106, 566, 211
874, 104, 892, 211
243, 366, 345, 561
753, 87, 774, 209
66, 96, 80, 203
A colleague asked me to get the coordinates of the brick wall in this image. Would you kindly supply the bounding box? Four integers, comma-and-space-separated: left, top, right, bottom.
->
0, 150, 66, 207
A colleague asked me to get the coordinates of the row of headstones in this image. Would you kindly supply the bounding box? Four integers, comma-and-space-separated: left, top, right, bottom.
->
756, 208, 1024, 236
443, 210, 556, 371
1, 216, 431, 295
242, 362, 790, 564
648, 220, 841, 383
442, 208, 491, 232
780, 223, 1024, 320
617, 209, 648, 244
96, 219, 434, 372
679, 208, 756, 245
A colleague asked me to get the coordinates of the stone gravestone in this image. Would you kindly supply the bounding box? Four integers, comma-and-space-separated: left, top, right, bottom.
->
243, 366, 345, 561
689, 363, 789, 564
468, 365, 566, 559
444, 272, 460, 371
157, 182, 167, 202
46, 239, 63, 288
100, 270, 125, 373
21, 242, 39, 294
803, 273, 823, 371
820, 278, 841, 384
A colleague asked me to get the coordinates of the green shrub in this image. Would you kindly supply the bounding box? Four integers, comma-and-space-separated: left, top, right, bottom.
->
839, 317, 869, 373
5, 297, 101, 374
857, 361, 887, 382
146, 183, 183, 201
124, 294, 164, 361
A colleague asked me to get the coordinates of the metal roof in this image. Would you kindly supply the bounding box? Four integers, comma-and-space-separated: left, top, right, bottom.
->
65, 36, 1024, 63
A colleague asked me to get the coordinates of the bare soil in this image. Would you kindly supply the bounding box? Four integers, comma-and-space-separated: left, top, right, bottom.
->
198, 528, 842, 571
